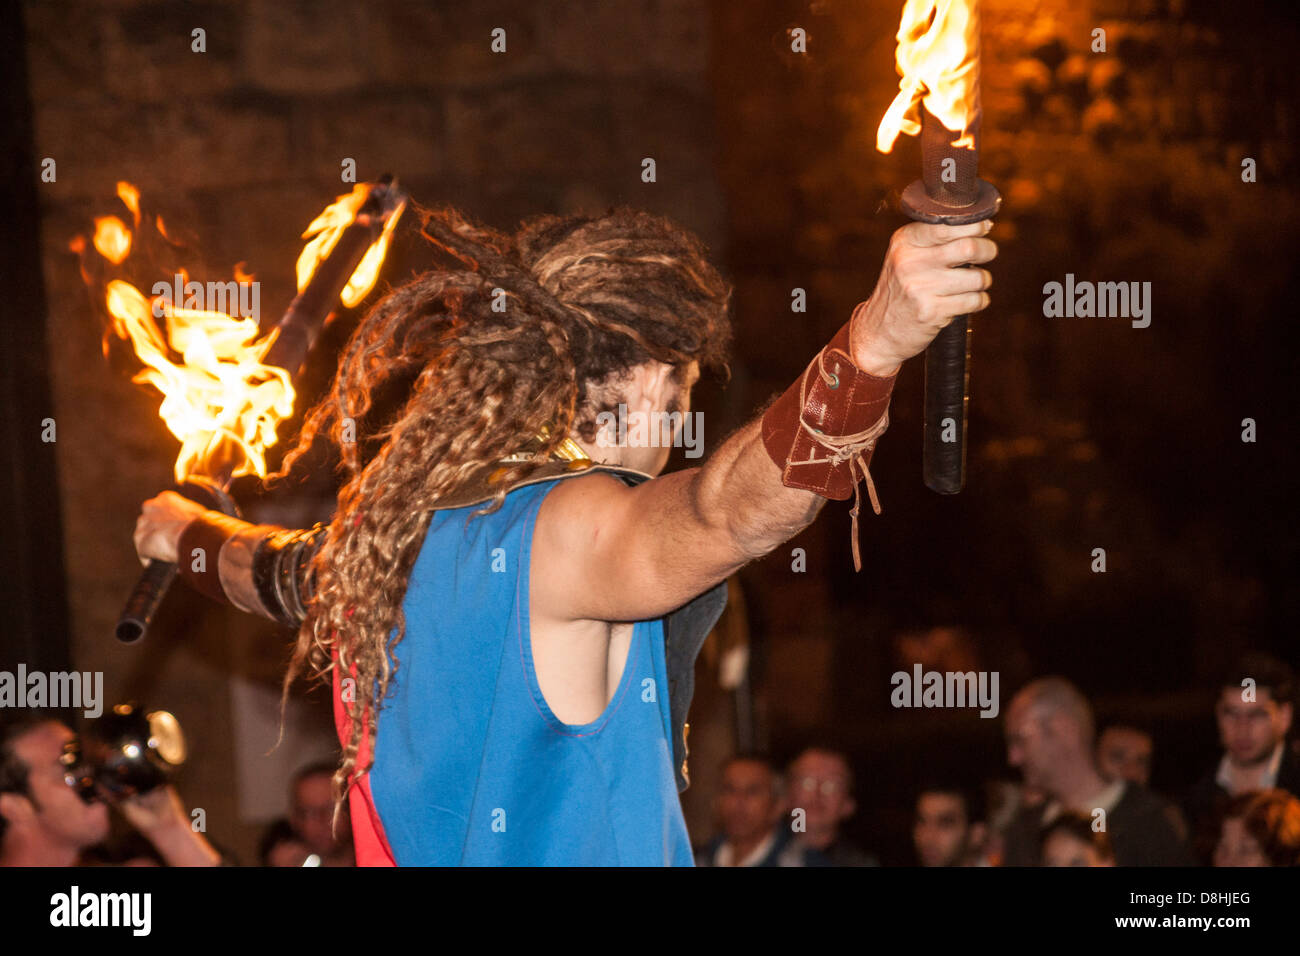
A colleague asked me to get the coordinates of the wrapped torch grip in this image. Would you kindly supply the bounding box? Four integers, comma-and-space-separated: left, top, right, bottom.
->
923, 315, 971, 494
115, 560, 179, 644
114, 476, 240, 644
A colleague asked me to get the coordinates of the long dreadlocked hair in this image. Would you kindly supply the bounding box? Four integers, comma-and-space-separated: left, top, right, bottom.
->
272, 203, 733, 818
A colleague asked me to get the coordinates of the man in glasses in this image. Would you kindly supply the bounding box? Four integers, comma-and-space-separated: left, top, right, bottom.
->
0, 712, 219, 866
784, 747, 876, 866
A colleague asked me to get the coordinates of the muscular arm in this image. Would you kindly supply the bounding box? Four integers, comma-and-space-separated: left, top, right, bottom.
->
533, 219, 997, 624
532, 420, 827, 623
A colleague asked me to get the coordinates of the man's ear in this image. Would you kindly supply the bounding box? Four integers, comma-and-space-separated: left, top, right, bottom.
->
1279, 701, 1293, 735
632, 361, 675, 415
0, 791, 36, 828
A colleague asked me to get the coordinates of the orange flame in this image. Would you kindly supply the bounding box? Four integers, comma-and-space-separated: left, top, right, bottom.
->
297, 184, 406, 308
91, 216, 132, 264
877, 0, 982, 153
116, 181, 141, 228
102, 278, 293, 481
74, 182, 399, 483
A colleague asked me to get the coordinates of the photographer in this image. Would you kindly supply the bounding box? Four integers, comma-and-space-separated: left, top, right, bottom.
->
0, 711, 219, 867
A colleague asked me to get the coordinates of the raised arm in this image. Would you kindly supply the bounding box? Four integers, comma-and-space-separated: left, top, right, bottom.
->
532, 219, 996, 623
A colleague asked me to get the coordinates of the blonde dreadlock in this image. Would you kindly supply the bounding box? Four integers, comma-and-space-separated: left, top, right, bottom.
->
271, 203, 733, 820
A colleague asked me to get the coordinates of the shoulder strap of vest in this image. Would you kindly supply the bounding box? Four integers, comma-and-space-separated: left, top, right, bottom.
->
428, 457, 654, 511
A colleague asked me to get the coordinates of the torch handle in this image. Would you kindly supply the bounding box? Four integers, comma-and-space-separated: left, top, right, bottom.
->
922, 312, 971, 494
115, 560, 180, 644
902, 171, 999, 496
113, 476, 240, 644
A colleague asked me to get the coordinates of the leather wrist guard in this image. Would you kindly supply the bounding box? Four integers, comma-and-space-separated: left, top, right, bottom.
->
760, 306, 899, 571
251, 524, 327, 626
177, 513, 327, 627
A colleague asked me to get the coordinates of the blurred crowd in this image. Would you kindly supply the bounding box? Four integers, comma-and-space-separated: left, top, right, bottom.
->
696, 652, 1300, 867
2, 652, 1296, 867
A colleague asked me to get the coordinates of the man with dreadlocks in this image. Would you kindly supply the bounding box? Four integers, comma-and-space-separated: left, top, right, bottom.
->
134, 204, 996, 866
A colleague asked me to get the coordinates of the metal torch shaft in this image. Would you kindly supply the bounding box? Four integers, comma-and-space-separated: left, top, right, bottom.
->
901, 106, 1000, 495
114, 180, 405, 643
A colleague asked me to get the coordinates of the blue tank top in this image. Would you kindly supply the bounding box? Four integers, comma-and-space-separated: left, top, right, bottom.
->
368, 477, 696, 865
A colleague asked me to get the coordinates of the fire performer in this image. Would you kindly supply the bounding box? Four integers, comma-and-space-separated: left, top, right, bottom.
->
132, 204, 996, 865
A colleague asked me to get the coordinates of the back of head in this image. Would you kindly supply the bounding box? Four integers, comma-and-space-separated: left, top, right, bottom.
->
516, 208, 733, 435
1018, 677, 1096, 749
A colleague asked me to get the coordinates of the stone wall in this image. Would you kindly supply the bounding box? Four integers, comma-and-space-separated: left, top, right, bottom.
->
711, 0, 1299, 859
26, 0, 724, 863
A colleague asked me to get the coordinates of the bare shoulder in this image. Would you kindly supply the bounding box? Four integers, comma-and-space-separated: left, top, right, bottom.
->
530, 464, 737, 623
533, 471, 634, 560
531, 471, 637, 623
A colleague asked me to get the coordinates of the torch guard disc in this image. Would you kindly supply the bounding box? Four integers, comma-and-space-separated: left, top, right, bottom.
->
901, 178, 1001, 225
177, 474, 240, 518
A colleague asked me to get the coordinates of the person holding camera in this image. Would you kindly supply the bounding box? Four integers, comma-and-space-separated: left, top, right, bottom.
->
0, 712, 220, 867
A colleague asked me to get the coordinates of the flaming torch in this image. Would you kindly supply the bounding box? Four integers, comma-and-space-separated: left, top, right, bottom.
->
877, 0, 1001, 494
72, 179, 406, 642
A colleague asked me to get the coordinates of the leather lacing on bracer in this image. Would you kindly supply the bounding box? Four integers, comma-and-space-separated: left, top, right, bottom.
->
784, 342, 892, 572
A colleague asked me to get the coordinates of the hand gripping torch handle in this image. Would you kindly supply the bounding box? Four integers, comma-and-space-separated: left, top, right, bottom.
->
901, 107, 1001, 495
115, 476, 240, 644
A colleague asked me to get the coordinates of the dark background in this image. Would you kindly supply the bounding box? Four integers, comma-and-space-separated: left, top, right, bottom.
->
2, 0, 1296, 864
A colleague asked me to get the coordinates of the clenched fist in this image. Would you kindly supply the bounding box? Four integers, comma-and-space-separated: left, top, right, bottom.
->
133, 491, 208, 565
850, 220, 997, 376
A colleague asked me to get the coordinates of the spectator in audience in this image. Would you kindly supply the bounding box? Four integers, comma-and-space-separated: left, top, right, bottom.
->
288, 762, 354, 867
913, 783, 987, 867
1185, 654, 1300, 861
696, 754, 826, 866
1097, 722, 1189, 842
978, 780, 1033, 867
1001, 677, 1191, 865
783, 747, 876, 866
1096, 725, 1153, 787
259, 817, 313, 867
1039, 811, 1116, 867
1212, 789, 1300, 867
0, 711, 219, 867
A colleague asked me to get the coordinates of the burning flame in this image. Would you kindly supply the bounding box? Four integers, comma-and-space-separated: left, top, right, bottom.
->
72, 181, 400, 483
103, 278, 293, 482
876, 0, 982, 153
91, 216, 132, 264
297, 184, 406, 308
